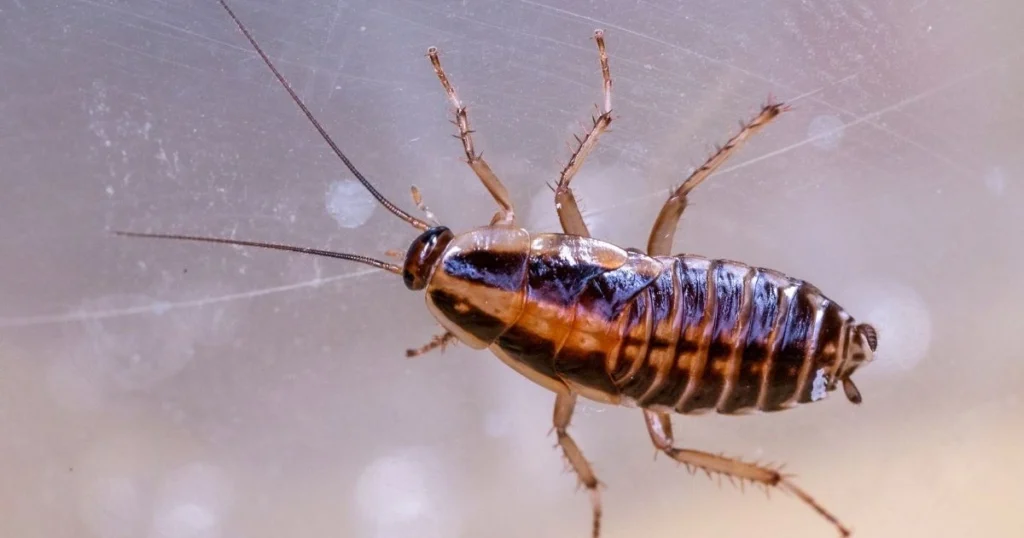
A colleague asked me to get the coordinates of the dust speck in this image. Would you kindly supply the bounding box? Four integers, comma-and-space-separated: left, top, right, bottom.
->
150, 462, 233, 538
984, 167, 1005, 196
151, 504, 216, 538
811, 368, 828, 401
355, 449, 459, 537
843, 280, 932, 374
151, 301, 171, 316
325, 179, 375, 229
47, 293, 237, 404
807, 114, 845, 151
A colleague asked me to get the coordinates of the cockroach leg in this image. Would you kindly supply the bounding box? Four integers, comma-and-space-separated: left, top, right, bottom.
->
427, 47, 515, 226
554, 392, 603, 538
405, 330, 457, 358
409, 186, 440, 225
646, 100, 789, 255
642, 409, 851, 537
554, 29, 613, 238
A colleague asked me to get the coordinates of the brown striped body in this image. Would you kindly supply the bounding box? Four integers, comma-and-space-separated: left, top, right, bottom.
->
120, 12, 872, 536
425, 227, 869, 415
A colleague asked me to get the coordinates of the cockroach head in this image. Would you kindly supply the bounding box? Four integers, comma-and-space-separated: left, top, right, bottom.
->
403, 226, 455, 290
838, 323, 878, 405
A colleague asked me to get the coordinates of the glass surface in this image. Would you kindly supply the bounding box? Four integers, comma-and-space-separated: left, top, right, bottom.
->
2, 1, 1022, 537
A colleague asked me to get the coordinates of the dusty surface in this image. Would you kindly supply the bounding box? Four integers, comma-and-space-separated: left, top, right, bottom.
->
2, 1, 1022, 537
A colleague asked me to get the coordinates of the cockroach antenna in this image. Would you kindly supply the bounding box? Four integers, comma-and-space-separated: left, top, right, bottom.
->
114, 0, 431, 272
116, 6, 876, 536
212, 0, 428, 232
112, 230, 402, 274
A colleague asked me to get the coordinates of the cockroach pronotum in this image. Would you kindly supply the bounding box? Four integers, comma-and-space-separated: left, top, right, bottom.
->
115, 1, 879, 536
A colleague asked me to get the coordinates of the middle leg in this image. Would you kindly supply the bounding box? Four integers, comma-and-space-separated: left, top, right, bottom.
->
554, 30, 614, 237
646, 101, 788, 256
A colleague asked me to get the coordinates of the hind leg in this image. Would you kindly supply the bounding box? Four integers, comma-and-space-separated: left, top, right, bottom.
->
427, 47, 516, 225
554, 30, 614, 237
646, 101, 788, 256
642, 409, 851, 537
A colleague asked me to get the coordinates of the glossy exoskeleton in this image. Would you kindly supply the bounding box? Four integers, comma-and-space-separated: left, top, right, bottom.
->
117, 2, 877, 536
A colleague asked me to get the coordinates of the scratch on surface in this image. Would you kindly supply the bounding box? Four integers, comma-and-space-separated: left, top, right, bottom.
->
0, 269, 381, 329
790, 72, 975, 176
73, 0, 246, 53
716, 49, 1023, 176
75, 0, 397, 90
517, 0, 996, 175
587, 46, 1023, 216
785, 73, 860, 105
518, 0, 773, 86
94, 36, 205, 75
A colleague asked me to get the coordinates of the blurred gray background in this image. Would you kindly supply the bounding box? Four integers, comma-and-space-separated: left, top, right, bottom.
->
2, 0, 1022, 537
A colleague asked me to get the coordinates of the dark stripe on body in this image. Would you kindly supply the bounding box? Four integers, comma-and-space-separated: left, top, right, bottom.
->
666, 258, 717, 410
434, 237, 853, 414
618, 258, 684, 406
716, 265, 757, 414
554, 253, 661, 395
678, 261, 749, 413
433, 248, 529, 344
761, 282, 816, 410
525, 252, 608, 306
494, 323, 563, 382
724, 269, 783, 412
609, 291, 652, 383
493, 249, 613, 382
429, 288, 513, 344
442, 250, 529, 291
796, 300, 846, 403
612, 261, 675, 389
622, 258, 703, 405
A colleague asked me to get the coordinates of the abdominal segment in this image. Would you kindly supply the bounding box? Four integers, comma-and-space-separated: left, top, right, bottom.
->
543, 254, 851, 414
470, 234, 851, 414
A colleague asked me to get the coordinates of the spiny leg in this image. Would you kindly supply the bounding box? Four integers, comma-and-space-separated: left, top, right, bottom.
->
427, 47, 515, 226
405, 330, 457, 358
646, 101, 788, 255
554, 30, 613, 237
554, 392, 603, 538
642, 409, 851, 537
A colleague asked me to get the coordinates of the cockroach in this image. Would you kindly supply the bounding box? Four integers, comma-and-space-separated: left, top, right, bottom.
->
116, 1, 878, 536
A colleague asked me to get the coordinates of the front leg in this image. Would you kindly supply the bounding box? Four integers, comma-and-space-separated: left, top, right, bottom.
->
642, 409, 851, 537
554, 392, 603, 538
554, 30, 614, 237
427, 47, 516, 226
405, 330, 456, 358
646, 101, 788, 255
